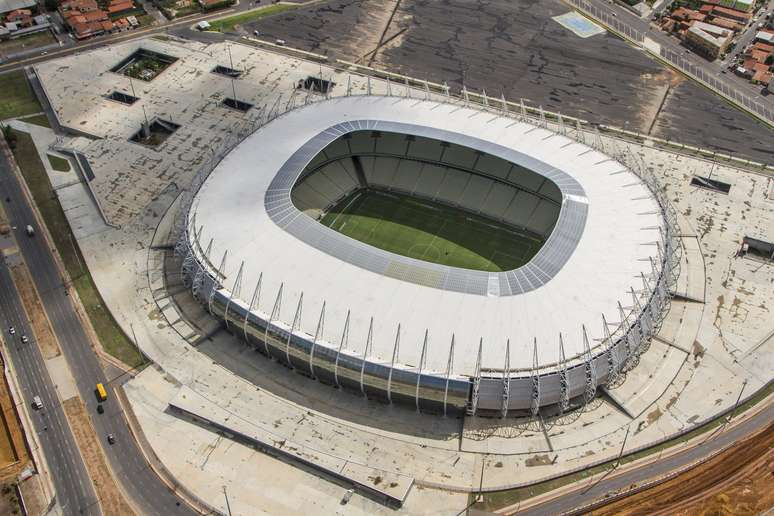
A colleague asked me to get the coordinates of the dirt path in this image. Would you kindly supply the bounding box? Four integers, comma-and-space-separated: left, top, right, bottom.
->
62, 397, 135, 516
591, 421, 774, 515
9, 263, 61, 360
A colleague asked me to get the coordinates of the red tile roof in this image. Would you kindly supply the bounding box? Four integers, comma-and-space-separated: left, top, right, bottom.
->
711, 5, 752, 20
708, 17, 740, 30
7, 8, 32, 17
752, 69, 772, 84
750, 49, 772, 63
107, 1, 133, 13
82, 9, 107, 21
753, 42, 774, 53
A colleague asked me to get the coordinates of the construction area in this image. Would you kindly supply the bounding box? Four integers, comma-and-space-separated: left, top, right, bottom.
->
8, 34, 772, 514
592, 420, 774, 515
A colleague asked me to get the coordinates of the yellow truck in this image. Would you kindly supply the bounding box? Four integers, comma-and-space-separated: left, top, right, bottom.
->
96, 383, 107, 402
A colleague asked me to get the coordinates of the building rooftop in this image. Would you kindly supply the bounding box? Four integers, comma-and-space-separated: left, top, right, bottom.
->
708, 17, 741, 31
752, 69, 772, 84
750, 48, 772, 63
0, 0, 34, 14
711, 4, 753, 19
107, 0, 133, 12
692, 20, 733, 37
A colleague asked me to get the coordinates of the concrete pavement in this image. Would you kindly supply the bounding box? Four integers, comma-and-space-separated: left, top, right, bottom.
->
571, 0, 774, 121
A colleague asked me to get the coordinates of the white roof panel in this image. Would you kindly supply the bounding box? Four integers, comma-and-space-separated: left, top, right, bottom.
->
190, 96, 662, 374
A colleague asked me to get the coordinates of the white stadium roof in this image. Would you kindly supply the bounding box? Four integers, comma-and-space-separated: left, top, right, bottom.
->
190, 95, 662, 376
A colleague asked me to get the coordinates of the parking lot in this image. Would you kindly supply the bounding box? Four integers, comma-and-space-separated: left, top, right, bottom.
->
249, 0, 774, 164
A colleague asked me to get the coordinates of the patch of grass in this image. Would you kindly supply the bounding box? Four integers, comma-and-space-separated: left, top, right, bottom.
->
0, 71, 42, 121
473, 381, 774, 512
207, 4, 298, 32
0, 30, 55, 56
139, 14, 156, 25
46, 154, 70, 172
171, 4, 202, 17
9, 129, 146, 369
23, 114, 50, 128
320, 190, 544, 272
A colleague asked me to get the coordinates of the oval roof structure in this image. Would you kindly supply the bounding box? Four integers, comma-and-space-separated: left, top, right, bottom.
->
190, 95, 663, 375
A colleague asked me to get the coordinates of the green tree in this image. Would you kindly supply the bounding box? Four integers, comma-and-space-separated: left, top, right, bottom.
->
1, 125, 17, 149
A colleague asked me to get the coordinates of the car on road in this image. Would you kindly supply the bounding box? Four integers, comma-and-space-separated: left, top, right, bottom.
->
97, 404, 104, 414
32, 396, 43, 410
8, 326, 15, 335
21, 335, 28, 343
107, 433, 116, 445
25, 224, 34, 237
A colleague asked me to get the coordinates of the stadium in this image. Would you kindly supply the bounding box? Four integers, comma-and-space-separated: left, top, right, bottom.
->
174, 93, 680, 417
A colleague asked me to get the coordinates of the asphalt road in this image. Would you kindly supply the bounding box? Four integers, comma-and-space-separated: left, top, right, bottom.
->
515, 399, 774, 515
0, 0, 283, 75
580, 0, 774, 113
0, 257, 99, 515
0, 150, 195, 516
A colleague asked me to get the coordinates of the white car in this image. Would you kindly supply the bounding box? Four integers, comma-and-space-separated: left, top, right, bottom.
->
8, 326, 15, 335
21, 335, 28, 343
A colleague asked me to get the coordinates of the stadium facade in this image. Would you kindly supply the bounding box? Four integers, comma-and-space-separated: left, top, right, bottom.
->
174, 92, 681, 417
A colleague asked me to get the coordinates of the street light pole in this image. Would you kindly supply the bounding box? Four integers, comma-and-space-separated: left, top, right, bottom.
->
227, 45, 238, 107
616, 424, 631, 468
727, 378, 748, 425
222, 485, 232, 516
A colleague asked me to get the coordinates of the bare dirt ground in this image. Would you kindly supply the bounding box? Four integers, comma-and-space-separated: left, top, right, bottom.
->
19, 474, 48, 516
62, 397, 135, 516
0, 359, 32, 516
249, 0, 774, 164
9, 264, 61, 360
0, 203, 9, 236
0, 364, 26, 477
591, 421, 774, 516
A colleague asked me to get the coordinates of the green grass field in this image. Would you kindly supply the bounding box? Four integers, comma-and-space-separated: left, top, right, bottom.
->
23, 114, 51, 128
46, 154, 70, 171
320, 190, 544, 272
207, 4, 298, 32
0, 70, 42, 121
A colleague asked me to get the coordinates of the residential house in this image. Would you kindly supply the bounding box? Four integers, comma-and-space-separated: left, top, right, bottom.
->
706, 5, 752, 23
107, 0, 134, 15
685, 21, 734, 59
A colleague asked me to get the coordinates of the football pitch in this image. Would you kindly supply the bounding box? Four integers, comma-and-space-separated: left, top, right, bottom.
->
320, 190, 544, 272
